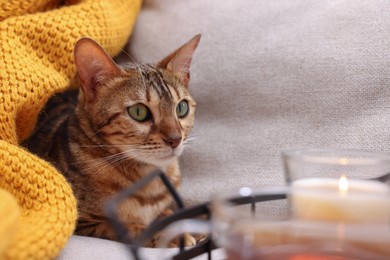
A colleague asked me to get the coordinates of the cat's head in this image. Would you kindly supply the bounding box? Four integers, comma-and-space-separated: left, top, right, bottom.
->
73, 35, 201, 167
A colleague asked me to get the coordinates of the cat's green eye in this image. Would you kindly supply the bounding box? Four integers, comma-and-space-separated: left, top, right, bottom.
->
176, 100, 189, 118
128, 104, 151, 122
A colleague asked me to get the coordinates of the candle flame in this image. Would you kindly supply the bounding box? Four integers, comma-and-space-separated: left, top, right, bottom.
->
338, 175, 349, 192
339, 157, 349, 165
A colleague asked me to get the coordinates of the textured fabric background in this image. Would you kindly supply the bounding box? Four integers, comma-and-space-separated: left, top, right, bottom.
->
126, 0, 390, 205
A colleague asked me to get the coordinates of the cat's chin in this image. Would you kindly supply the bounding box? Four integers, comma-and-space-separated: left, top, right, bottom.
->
143, 155, 177, 168
143, 148, 183, 168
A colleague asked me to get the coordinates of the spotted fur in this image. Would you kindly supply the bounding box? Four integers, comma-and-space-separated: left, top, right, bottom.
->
24, 35, 201, 246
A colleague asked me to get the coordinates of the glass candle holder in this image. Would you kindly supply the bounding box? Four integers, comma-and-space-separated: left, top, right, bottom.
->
212, 186, 390, 260
282, 149, 390, 224
212, 150, 390, 259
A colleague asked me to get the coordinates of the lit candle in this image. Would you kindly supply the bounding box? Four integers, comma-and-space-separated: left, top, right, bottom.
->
291, 176, 390, 224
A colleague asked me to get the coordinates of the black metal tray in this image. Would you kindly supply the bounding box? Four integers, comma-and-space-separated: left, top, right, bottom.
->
104, 170, 286, 260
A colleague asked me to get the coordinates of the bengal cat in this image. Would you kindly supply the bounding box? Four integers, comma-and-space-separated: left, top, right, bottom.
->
24, 35, 201, 246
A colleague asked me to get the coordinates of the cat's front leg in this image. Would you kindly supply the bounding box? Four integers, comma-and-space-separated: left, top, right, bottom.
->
148, 207, 198, 248
143, 228, 197, 248
76, 216, 197, 248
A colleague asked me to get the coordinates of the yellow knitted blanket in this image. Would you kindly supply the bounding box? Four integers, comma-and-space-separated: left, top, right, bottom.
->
0, 0, 141, 259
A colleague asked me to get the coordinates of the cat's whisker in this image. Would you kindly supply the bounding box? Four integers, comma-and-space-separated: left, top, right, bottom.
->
180, 145, 196, 161
71, 148, 135, 167
184, 135, 197, 142
105, 155, 131, 167
79, 149, 143, 174
119, 47, 141, 66
182, 140, 200, 155
183, 134, 198, 146
136, 65, 148, 92
118, 46, 148, 92
125, 39, 143, 66
87, 129, 104, 139
79, 144, 133, 148
183, 140, 196, 147
76, 159, 111, 174
71, 155, 117, 169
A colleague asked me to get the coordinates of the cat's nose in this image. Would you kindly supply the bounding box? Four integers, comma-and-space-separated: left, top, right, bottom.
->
163, 134, 182, 149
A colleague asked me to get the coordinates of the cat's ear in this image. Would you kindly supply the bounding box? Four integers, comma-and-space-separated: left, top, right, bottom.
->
74, 37, 122, 102
158, 34, 201, 86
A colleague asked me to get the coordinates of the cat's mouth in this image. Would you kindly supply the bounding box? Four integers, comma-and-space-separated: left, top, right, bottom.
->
158, 147, 183, 160
143, 153, 176, 168
147, 146, 183, 166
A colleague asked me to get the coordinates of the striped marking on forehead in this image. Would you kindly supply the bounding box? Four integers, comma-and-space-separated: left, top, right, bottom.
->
139, 64, 181, 101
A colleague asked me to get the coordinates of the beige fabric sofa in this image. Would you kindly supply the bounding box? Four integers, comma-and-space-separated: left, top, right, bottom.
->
59, 0, 390, 259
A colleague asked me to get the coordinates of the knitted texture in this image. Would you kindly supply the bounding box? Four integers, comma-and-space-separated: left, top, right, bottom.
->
0, 0, 141, 259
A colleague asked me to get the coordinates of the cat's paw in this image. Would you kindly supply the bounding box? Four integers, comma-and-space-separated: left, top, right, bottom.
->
167, 233, 197, 248
148, 232, 198, 248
